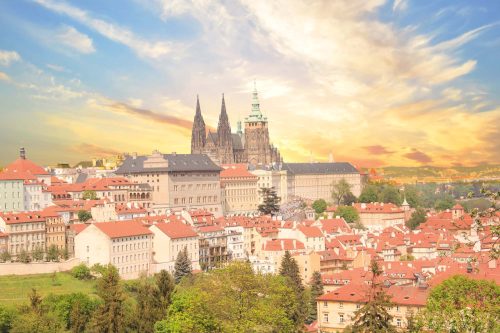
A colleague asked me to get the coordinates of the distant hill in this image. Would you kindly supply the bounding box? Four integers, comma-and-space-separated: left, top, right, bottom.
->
378, 164, 500, 183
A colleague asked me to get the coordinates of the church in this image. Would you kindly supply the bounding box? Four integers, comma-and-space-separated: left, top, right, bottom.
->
191, 84, 281, 166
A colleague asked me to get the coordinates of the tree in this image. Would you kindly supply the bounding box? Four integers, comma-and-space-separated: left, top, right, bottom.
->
71, 264, 92, 280
380, 186, 402, 205
423, 275, 500, 333
279, 251, 307, 327
18, 249, 31, 263
359, 185, 379, 203
258, 187, 281, 216
406, 207, 426, 230
47, 244, 60, 262
43, 293, 100, 333
345, 261, 396, 333
335, 206, 359, 224
134, 275, 163, 333
343, 192, 358, 206
331, 178, 351, 205
82, 190, 97, 200
77, 210, 92, 223
0, 304, 16, 333
0, 251, 11, 263
156, 270, 175, 308
434, 193, 455, 211
174, 247, 192, 284
155, 262, 299, 333
312, 199, 327, 214
403, 185, 421, 208
90, 265, 126, 333
32, 246, 44, 261
308, 271, 324, 323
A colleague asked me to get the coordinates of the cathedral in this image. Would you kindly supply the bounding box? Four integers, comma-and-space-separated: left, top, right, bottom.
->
191, 84, 281, 166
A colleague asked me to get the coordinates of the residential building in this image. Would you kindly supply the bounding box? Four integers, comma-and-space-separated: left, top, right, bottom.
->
198, 225, 230, 270
74, 221, 153, 279
116, 151, 223, 216
0, 211, 46, 257
149, 220, 200, 273
220, 164, 259, 214
353, 202, 405, 230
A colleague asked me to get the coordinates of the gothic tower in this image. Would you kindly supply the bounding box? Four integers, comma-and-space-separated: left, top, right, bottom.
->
216, 94, 234, 163
244, 82, 271, 165
191, 95, 206, 154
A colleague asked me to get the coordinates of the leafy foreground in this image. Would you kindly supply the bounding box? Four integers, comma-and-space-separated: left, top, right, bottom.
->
155, 261, 300, 333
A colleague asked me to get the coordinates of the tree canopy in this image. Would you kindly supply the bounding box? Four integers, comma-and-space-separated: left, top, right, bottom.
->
258, 187, 281, 216
334, 206, 359, 223
174, 247, 192, 283
406, 207, 427, 230
331, 178, 352, 205
312, 199, 327, 214
77, 210, 92, 223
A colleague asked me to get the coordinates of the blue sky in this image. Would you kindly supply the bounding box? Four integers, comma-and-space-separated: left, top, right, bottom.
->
0, 0, 499, 167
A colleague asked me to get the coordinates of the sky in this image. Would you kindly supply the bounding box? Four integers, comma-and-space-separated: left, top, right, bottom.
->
0, 0, 499, 168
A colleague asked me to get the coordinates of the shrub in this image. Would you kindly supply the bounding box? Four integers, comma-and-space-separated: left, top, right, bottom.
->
71, 264, 92, 280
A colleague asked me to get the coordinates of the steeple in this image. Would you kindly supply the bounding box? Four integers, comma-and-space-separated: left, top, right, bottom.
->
191, 95, 206, 154
245, 81, 266, 123
217, 93, 234, 163
20, 147, 26, 160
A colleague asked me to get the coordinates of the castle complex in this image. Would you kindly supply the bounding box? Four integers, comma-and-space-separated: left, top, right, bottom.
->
191, 84, 281, 166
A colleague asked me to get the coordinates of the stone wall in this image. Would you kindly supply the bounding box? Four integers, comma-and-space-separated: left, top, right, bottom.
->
0, 258, 80, 275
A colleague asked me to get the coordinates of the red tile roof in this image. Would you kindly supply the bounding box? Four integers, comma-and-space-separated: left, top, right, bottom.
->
0, 170, 37, 181
154, 220, 198, 239
353, 202, 403, 214
0, 212, 45, 224
220, 164, 258, 179
71, 223, 89, 235
298, 225, 324, 238
93, 221, 152, 238
3, 158, 49, 175
263, 238, 305, 251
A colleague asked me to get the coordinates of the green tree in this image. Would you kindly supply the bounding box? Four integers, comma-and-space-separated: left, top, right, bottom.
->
0, 304, 16, 333
423, 275, 500, 333
406, 207, 427, 230
156, 270, 175, 308
403, 185, 422, 208
345, 261, 396, 333
258, 187, 281, 216
155, 262, 299, 333
380, 186, 402, 205
0, 251, 11, 263
359, 185, 379, 203
279, 251, 307, 328
308, 271, 323, 323
174, 247, 192, 284
77, 210, 92, 222
18, 249, 31, 263
90, 265, 126, 333
32, 245, 44, 261
312, 199, 327, 214
47, 244, 60, 262
434, 193, 455, 211
71, 263, 92, 280
331, 178, 352, 205
335, 206, 360, 223
134, 275, 164, 333
82, 190, 98, 200
43, 293, 100, 333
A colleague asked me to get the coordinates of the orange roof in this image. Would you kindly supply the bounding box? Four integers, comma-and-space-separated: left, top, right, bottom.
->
298, 225, 324, 238
0, 169, 37, 181
154, 220, 198, 239
354, 202, 403, 214
220, 164, 257, 179
0, 212, 45, 224
71, 223, 89, 234
198, 225, 224, 233
93, 221, 152, 238
263, 238, 305, 251
3, 158, 48, 175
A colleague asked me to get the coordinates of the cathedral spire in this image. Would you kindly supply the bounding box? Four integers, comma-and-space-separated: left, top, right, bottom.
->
245, 81, 266, 122
191, 95, 206, 154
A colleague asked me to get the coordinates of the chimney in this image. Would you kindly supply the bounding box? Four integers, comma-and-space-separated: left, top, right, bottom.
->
281, 240, 285, 250
20, 147, 26, 160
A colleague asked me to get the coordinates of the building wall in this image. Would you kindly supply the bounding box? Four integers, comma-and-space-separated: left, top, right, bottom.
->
46, 216, 66, 251
288, 173, 362, 201
74, 225, 110, 267
0, 180, 24, 212
222, 177, 258, 214
110, 234, 153, 279
294, 251, 321, 284
1, 221, 46, 256
91, 203, 118, 222
0, 258, 80, 276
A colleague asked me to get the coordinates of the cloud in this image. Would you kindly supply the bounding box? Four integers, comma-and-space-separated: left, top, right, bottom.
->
0, 72, 10, 81
363, 145, 394, 155
0, 50, 21, 66
46, 64, 66, 72
88, 98, 193, 132
404, 149, 433, 164
72, 143, 121, 156
56, 25, 95, 54
392, 0, 408, 12
34, 0, 171, 58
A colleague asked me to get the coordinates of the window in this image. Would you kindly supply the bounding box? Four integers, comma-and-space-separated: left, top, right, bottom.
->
323, 301, 328, 307
339, 314, 344, 323
322, 313, 329, 323
339, 302, 343, 309
396, 318, 402, 327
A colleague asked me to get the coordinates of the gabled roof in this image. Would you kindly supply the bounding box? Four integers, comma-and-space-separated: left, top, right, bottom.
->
93, 221, 152, 238
154, 220, 198, 239
282, 162, 359, 175
298, 225, 324, 238
220, 164, 257, 179
0, 212, 45, 224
